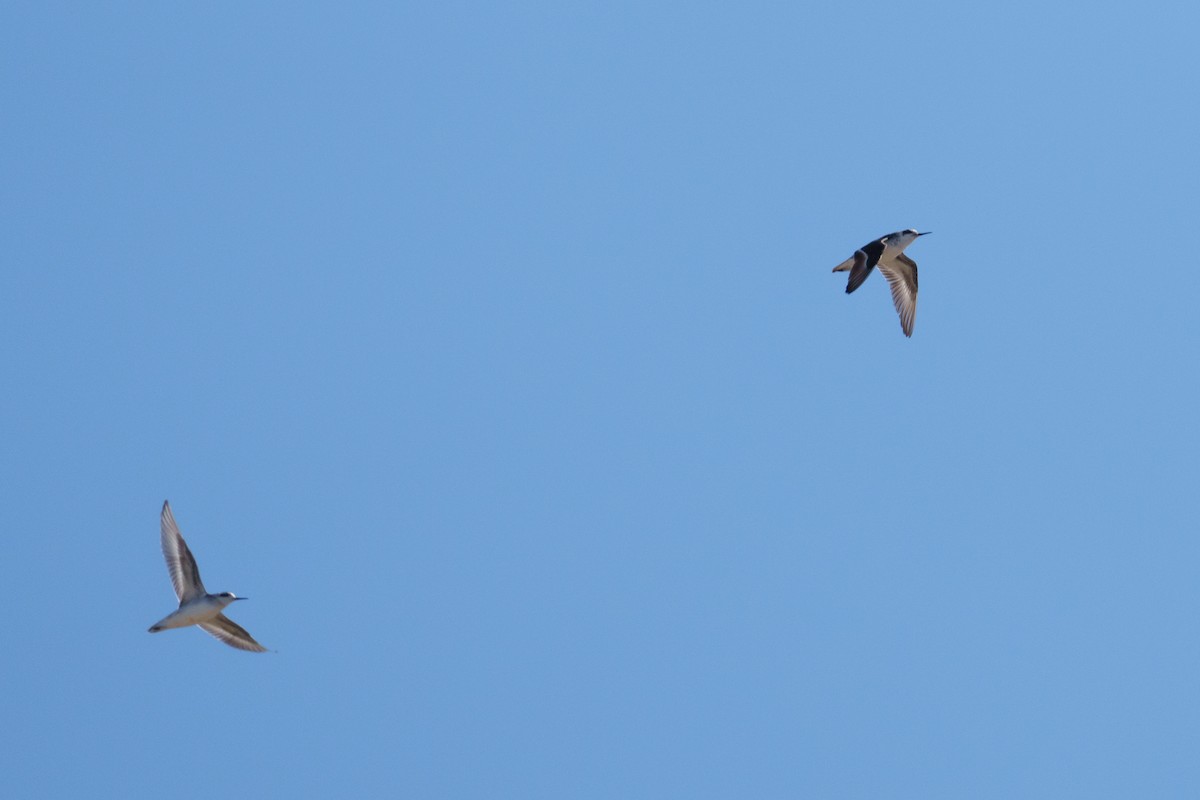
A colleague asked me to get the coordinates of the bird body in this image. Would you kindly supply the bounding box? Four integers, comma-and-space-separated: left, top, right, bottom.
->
148, 594, 241, 631
832, 229, 929, 337
148, 500, 268, 652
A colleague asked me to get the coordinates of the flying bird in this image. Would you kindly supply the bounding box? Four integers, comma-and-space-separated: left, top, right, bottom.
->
148, 500, 268, 652
832, 229, 930, 337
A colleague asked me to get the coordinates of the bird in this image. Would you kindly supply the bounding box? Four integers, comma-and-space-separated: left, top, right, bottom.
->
831, 229, 930, 337
148, 500, 269, 652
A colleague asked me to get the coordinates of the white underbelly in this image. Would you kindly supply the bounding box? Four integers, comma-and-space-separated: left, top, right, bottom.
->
154, 603, 221, 629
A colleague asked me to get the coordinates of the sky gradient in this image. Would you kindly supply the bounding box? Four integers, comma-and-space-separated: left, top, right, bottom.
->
3, 2, 1199, 797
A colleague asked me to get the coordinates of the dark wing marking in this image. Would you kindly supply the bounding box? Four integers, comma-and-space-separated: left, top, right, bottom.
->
844, 239, 885, 294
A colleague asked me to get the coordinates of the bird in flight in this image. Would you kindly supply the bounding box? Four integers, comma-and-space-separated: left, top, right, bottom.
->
148, 500, 269, 652
832, 229, 930, 337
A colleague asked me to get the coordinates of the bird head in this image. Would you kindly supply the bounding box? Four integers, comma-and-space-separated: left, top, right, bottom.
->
215, 591, 247, 608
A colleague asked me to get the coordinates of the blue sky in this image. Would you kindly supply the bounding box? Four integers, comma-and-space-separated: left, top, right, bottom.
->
2, 2, 1198, 797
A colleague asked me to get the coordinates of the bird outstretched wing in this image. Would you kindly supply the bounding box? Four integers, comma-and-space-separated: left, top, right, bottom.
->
160, 500, 206, 603
877, 252, 918, 337
845, 250, 875, 293
199, 614, 269, 653
834, 239, 885, 295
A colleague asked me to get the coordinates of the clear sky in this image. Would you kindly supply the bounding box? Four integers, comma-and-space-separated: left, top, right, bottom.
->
2, 2, 1198, 797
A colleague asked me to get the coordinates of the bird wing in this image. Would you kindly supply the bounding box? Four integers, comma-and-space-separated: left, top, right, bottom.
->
877, 252, 918, 337
836, 238, 885, 294
843, 250, 876, 294
160, 500, 206, 603
199, 614, 269, 653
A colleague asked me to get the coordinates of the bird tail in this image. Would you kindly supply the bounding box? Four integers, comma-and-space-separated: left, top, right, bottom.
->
832, 255, 856, 273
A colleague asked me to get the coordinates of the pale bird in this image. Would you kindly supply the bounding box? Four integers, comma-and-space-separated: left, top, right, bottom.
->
148, 501, 268, 653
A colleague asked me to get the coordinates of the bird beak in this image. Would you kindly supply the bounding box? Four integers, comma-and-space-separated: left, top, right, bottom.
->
235, 597, 248, 601
918, 231, 932, 236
